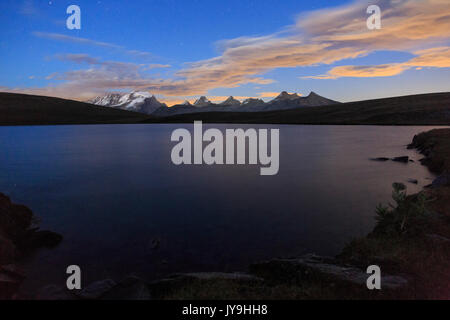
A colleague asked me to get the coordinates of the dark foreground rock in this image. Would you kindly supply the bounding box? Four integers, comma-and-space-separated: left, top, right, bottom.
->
250, 254, 408, 290
0, 193, 62, 299
0, 264, 26, 299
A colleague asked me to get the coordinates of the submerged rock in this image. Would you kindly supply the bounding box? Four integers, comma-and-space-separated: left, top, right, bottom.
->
370, 156, 411, 164
370, 157, 390, 162
392, 156, 410, 163
18, 230, 63, 252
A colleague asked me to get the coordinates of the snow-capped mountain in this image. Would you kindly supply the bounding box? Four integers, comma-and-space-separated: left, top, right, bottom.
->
193, 96, 213, 107
220, 96, 241, 106
89, 91, 167, 115
89, 93, 124, 107
242, 98, 265, 107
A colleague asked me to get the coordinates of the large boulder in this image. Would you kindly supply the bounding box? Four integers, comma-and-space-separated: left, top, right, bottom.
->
77, 279, 117, 300
101, 276, 152, 300
250, 254, 408, 289
0, 234, 16, 265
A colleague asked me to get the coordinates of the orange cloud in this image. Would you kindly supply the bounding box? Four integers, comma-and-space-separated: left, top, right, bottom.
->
306, 46, 450, 79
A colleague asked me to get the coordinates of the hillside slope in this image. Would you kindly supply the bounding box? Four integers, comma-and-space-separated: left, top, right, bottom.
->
0, 92, 150, 125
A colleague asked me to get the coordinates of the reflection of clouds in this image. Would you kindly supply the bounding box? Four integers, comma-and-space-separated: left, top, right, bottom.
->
7, 0, 450, 100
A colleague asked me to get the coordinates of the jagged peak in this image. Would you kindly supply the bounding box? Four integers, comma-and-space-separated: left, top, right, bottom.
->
275, 91, 300, 100
307, 91, 320, 97
242, 98, 264, 104
193, 96, 212, 106
220, 96, 241, 105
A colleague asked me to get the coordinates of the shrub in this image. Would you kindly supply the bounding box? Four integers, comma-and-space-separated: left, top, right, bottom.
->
373, 183, 429, 237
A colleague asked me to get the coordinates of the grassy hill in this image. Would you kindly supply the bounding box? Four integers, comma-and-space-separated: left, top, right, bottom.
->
148, 92, 450, 125
0, 92, 150, 126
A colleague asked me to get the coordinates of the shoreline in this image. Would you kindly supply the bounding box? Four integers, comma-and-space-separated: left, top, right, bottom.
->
2, 128, 450, 300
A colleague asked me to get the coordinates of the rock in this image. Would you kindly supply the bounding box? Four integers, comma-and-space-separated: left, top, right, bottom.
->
77, 279, 117, 300
18, 230, 63, 251
37, 284, 77, 300
0, 264, 26, 279
0, 234, 16, 265
392, 156, 409, 163
370, 157, 390, 162
101, 276, 151, 300
0, 269, 22, 299
150, 237, 160, 250
426, 233, 450, 243
148, 272, 263, 299
250, 254, 408, 289
407, 179, 418, 184
171, 272, 263, 282
432, 173, 450, 187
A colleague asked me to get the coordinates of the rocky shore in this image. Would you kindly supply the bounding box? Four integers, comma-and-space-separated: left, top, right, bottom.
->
0, 193, 62, 299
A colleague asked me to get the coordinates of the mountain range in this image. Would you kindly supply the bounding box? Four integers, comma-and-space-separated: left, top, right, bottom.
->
89, 91, 339, 117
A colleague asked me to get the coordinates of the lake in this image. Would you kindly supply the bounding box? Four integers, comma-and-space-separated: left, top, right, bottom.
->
0, 124, 442, 294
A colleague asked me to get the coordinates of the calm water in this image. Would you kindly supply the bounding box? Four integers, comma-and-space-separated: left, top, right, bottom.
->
0, 124, 442, 293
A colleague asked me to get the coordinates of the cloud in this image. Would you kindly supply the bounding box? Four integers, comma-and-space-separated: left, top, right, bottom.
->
33, 32, 153, 59
146, 64, 171, 69
298, 0, 450, 48
8, 0, 450, 100
257, 92, 285, 98
111, 0, 450, 96
306, 46, 450, 79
